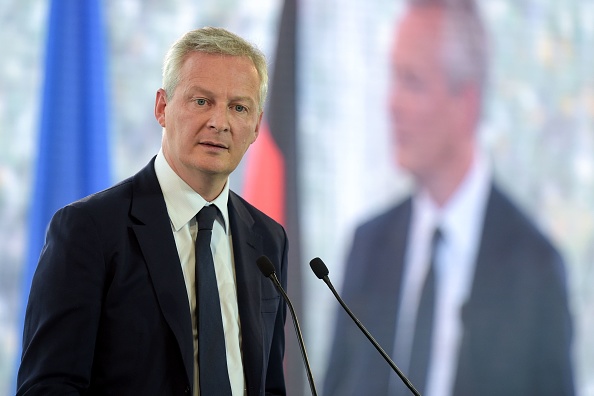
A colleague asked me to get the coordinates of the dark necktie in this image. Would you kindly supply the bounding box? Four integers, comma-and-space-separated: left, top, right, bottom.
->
195, 205, 232, 395
409, 228, 442, 395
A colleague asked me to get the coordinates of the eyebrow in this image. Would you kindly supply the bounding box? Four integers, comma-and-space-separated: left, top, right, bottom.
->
185, 86, 257, 106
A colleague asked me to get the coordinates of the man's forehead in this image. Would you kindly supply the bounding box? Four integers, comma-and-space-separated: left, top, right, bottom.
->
398, 6, 445, 37
392, 6, 446, 57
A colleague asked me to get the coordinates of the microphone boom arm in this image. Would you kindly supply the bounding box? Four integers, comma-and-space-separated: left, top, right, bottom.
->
267, 272, 318, 396
310, 257, 421, 396
257, 256, 318, 396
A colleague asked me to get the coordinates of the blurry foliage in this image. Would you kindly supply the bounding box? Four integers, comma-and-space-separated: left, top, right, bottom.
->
0, 0, 592, 394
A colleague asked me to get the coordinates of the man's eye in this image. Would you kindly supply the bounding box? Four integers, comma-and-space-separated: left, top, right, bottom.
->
195, 98, 207, 105
234, 105, 246, 112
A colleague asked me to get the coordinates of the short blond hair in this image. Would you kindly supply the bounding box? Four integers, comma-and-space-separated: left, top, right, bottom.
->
162, 27, 269, 112
407, 0, 490, 92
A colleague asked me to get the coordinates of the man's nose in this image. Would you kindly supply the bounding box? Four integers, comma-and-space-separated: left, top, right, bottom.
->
207, 105, 230, 132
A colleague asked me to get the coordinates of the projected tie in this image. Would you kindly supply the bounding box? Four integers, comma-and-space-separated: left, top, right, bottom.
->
409, 228, 442, 395
196, 205, 232, 395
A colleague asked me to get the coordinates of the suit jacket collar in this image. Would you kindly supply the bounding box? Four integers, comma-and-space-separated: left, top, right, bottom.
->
129, 158, 268, 395
228, 192, 266, 395
129, 158, 195, 388
461, 183, 509, 322
455, 183, 524, 394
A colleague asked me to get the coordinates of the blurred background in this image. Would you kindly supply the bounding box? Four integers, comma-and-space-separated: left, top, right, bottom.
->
0, 0, 593, 395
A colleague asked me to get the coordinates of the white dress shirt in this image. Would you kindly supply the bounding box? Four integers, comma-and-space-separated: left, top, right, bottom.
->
391, 152, 491, 396
154, 150, 246, 396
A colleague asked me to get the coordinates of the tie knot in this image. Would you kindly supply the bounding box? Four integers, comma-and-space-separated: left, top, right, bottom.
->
197, 205, 218, 231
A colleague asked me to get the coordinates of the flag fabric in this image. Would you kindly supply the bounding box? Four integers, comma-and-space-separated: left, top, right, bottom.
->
242, 124, 285, 225
242, 0, 304, 393
15, 0, 111, 384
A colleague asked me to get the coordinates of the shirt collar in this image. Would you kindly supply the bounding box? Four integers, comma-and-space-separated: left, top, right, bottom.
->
154, 149, 230, 233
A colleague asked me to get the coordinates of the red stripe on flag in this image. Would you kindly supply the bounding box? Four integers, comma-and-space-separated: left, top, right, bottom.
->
243, 121, 286, 225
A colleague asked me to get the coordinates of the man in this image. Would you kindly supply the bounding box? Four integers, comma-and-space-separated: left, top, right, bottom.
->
17, 27, 287, 395
323, 1, 574, 395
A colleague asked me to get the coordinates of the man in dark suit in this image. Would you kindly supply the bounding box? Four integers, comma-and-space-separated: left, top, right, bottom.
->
323, 1, 574, 395
17, 27, 287, 395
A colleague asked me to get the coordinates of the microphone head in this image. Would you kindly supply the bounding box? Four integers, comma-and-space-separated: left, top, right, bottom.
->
256, 255, 276, 278
309, 257, 329, 279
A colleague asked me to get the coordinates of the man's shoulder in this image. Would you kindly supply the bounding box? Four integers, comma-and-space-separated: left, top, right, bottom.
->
228, 191, 285, 232
488, 185, 550, 238
356, 196, 413, 234
67, 173, 135, 214
67, 159, 156, 217
485, 183, 563, 260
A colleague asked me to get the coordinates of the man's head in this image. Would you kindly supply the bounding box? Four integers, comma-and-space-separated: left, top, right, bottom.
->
154, 28, 267, 200
162, 27, 269, 113
389, 0, 488, 197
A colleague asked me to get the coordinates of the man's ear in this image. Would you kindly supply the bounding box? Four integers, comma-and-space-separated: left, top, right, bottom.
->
252, 111, 264, 143
154, 88, 167, 127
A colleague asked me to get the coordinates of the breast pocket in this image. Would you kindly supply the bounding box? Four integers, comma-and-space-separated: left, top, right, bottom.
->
261, 295, 280, 313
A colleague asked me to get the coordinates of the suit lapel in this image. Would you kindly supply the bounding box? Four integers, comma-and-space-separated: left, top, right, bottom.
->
345, 198, 412, 395
228, 193, 265, 395
129, 159, 194, 387
371, 198, 411, 346
376, 199, 412, 393
455, 184, 507, 394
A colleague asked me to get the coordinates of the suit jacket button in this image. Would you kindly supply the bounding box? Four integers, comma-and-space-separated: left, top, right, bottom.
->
184, 385, 191, 394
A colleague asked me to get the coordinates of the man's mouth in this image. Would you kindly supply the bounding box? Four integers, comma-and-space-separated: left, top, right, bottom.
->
201, 141, 227, 149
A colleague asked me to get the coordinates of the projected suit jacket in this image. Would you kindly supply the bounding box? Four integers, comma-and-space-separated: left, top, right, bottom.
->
324, 184, 574, 396
17, 157, 288, 396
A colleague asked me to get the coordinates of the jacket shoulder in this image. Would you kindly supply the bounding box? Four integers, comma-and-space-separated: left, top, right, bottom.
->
354, 197, 412, 239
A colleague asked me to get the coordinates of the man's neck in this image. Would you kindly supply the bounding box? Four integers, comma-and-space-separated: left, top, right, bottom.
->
421, 150, 475, 208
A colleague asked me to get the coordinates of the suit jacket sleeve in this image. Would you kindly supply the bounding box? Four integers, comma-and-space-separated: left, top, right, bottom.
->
265, 231, 288, 396
18, 204, 106, 395
228, 192, 289, 396
255, 212, 289, 396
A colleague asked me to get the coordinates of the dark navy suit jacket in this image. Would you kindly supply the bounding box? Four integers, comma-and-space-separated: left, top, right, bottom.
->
18, 158, 288, 395
324, 184, 574, 396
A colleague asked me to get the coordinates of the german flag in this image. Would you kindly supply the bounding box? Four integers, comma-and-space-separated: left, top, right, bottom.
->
242, 0, 305, 393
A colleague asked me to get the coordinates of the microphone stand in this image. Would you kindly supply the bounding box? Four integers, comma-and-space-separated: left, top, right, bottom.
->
257, 256, 318, 396
310, 257, 421, 396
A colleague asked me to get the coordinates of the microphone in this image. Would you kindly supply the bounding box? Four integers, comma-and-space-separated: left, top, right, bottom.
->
256, 256, 318, 396
309, 257, 421, 396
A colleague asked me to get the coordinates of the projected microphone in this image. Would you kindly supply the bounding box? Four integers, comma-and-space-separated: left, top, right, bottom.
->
256, 256, 318, 396
309, 257, 421, 396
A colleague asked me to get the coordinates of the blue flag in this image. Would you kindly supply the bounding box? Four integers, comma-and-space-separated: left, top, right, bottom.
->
15, 0, 111, 386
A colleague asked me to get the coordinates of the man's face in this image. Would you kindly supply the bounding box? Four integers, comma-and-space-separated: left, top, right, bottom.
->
155, 52, 262, 189
389, 7, 468, 182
